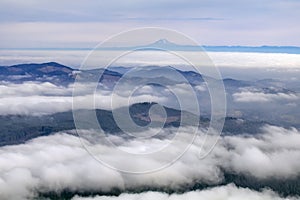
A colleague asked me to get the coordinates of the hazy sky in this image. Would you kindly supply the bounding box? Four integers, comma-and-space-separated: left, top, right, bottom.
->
0, 0, 300, 48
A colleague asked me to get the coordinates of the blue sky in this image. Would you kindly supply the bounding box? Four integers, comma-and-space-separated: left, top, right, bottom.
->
0, 0, 300, 48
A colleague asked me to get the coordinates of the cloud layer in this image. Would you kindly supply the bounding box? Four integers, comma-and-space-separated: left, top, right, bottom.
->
0, 82, 168, 115
0, 81, 209, 116
233, 91, 299, 102
72, 184, 298, 200
1, 50, 300, 69
0, 125, 300, 199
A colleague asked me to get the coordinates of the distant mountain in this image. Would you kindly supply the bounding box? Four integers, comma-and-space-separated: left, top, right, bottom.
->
94, 39, 300, 54
203, 45, 300, 54
0, 101, 269, 147
108, 65, 205, 85
5, 40, 300, 54
0, 102, 201, 146
0, 62, 298, 145
223, 78, 251, 88
143, 39, 300, 54
142, 39, 183, 49
0, 62, 75, 85
0, 62, 295, 93
141, 40, 300, 54
0, 62, 73, 75
0, 62, 206, 86
0, 62, 122, 85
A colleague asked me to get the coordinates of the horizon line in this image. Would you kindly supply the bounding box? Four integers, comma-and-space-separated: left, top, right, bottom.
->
1, 45, 300, 55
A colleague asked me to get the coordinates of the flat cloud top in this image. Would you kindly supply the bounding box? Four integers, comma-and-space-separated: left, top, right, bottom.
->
1, 50, 300, 69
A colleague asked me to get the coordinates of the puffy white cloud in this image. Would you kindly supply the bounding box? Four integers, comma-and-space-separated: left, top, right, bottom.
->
0, 82, 73, 96
233, 91, 299, 102
71, 184, 297, 200
0, 93, 166, 115
224, 125, 300, 179
0, 82, 167, 115
0, 132, 127, 200
0, 81, 209, 115
0, 125, 300, 199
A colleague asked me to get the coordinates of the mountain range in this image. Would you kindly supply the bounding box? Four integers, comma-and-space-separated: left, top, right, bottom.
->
4, 39, 300, 54
0, 62, 287, 88
0, 62, 298, 146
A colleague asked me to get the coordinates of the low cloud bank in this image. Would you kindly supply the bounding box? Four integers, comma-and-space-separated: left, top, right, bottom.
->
0, 82, 167, 115
72, 184, 298, 200
233, 91, 299, 102
1, 50, 300, 69
0, 81, 207, 115
0, 125, 300, 199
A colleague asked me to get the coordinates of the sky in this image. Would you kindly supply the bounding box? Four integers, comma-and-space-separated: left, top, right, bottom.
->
0, 0, 300, 48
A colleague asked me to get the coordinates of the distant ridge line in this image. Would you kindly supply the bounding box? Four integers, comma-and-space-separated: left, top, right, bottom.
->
1, 40, 300, 54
